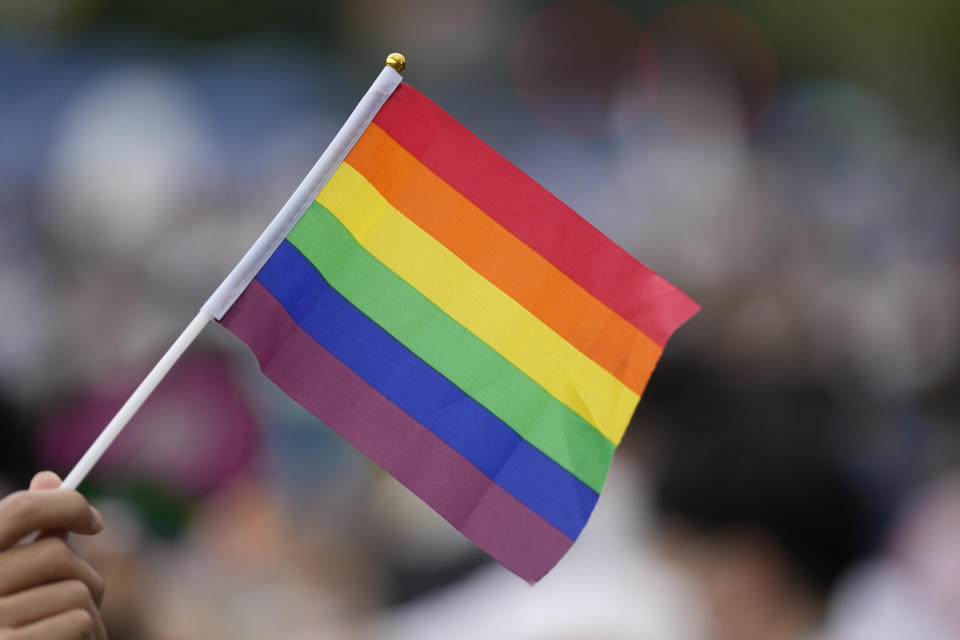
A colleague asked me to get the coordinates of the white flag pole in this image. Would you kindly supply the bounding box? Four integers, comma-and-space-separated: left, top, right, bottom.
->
57, 55, 406, 491
61, 310, 212, 489
203, 59, 404, 320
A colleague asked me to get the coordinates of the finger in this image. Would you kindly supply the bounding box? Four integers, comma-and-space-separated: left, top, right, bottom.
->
0, 491, 103, 550
28, 472, 61, 492
0, 538, 105, 606
28, 472, 68, 543
0, 580, 106, 639
0, 608, 97, 640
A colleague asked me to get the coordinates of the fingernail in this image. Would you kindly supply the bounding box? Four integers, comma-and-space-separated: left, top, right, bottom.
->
90, 507, 105, 531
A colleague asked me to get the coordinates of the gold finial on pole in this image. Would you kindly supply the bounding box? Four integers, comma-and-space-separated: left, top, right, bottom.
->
385, 52, 407, 73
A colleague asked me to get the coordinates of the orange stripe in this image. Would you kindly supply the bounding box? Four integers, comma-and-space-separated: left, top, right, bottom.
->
345, 123, 662, 396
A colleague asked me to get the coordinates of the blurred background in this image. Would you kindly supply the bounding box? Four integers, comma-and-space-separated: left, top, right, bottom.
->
1, 1, 959, 638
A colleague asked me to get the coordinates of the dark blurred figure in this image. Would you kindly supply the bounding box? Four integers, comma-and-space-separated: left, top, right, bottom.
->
0, 394, 34, 493
653, 428, 866, 640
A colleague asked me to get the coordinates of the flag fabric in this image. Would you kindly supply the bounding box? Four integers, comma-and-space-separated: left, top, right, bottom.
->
218, 82, 699, 582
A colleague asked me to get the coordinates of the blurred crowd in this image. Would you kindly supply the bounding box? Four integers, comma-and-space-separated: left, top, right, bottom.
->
1, 1, 959, 638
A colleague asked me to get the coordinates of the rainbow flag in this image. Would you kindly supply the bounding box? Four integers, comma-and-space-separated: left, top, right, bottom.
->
218, 82, 698, 582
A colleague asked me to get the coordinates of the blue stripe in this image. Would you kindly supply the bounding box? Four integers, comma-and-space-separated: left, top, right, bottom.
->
256, 239, 598, 539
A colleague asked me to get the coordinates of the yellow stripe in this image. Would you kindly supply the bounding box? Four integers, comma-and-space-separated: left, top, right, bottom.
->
317, 163, 639, 444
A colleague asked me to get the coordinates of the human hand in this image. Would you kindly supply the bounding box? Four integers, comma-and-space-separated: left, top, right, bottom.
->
0, 472, 107, 639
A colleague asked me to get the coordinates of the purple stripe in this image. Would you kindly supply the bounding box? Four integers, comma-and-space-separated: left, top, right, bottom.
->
221, 280, 574, 582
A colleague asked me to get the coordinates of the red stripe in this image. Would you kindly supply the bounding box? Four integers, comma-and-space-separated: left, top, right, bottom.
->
374, 83, 699, 346
221, 280, 574, 582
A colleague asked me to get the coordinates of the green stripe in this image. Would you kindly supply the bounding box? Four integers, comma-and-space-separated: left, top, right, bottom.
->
288, 202, 615, 493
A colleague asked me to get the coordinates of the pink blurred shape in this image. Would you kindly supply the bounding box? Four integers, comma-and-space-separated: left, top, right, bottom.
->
38, 352, 261, 496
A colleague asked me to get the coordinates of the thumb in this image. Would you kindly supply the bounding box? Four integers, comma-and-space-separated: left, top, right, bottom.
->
29, 470, 63, 491
27, 471, 78, 543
